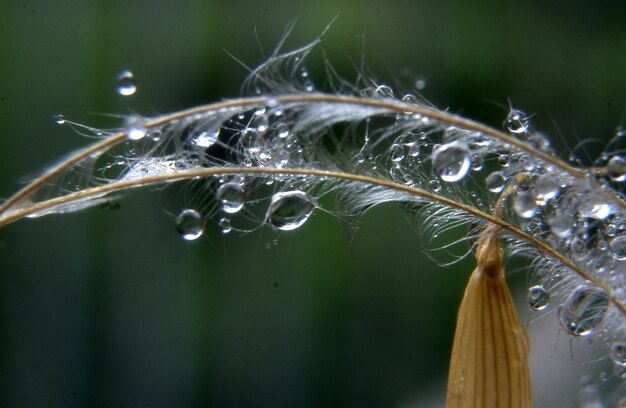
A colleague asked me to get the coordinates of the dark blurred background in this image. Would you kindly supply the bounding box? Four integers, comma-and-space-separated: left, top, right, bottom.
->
0, 1, 625, 407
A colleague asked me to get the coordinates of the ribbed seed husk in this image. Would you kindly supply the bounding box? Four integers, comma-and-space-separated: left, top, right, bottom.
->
447, 233, 532, 408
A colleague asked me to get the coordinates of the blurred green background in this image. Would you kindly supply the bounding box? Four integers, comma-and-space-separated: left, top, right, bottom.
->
0, 1, 625, 407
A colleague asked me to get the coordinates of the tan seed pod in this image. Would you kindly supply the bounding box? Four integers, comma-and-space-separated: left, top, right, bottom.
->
447, 232, 532, 408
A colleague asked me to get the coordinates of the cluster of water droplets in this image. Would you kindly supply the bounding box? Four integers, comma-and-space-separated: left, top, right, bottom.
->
32, 42, 626, 406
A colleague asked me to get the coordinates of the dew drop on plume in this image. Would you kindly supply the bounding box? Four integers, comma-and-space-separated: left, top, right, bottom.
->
485, 171, 506, 193
193, 130, 219, 148
265, 190, 316, 231
127, 126, 147, 141
219, 217, 232, 234
252, 114, 269, 133
610, 342, 626, 366
548, 213, 574, 238
216, 182, 246, 214
53, 114, 66, 125
512, 191, 536, 218
504, 109, 529, 134
432, 142, 471, 182
276, 123, 290, 139
558, 285, 609, 336
534, 173, 560, 203
527, 285, 550, 311
374, 85, 394, 99
401, 93, 419, 106
607, 156, 626, 182
116, 70, 137, 96
176, 209, 204, 241
609, 235, 626, 260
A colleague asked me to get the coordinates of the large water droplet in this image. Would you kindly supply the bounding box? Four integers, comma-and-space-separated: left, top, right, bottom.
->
527, 285, 550, 310
176, 209, 204, 240
609, 235, 626, 260
265, 190, 316, 231
116, 70, 137, 96
534, 173, 560, 204
504, 109, 529, 134
216, 182, 245, 214
558, 285, 609, 336
610, 342, 626, 366
548, 213, 574, 238
193, 129, 219, 148
607, 156, 626, 182
485, 171, 506, 193
432, 142, 471, 182
512, 191, 536, 218
127, 125, 147, 141
579, 200, 613, 220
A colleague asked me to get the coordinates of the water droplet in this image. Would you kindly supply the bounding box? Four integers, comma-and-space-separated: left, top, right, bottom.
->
116, 70, 137, 96
193, 129, 219, 148
485, 171, 506, 193
408, 142, 420, 157
389, 143, 405, 163
354, 152, 366, 164
513, 191, 536, 218
127, 126, 147, 141
176, 209, 204, 240
272, 149, 289, 168
579, 200, 613, 220
610, 342, 626, 366
528, 132, 552, 152
219, 217, 232, 234
276, 123, 290, 139
53, 114, 66, 125
401, 94, 419, 106
415, 78, 426, 90
607, 156, 626, 182
150, 129, 162, 142
527, 285, 550, 310
471, 154, 483, 171
241, 129, 261, 153
265, 190, 316, 231
558, 285, 609, 336
216, 182, 245, 214
609, 235, 626, 260
252, 114, 269, 133
498, 154, 510, 167
432, 142, 471, 182
548, 213, 574, 238
504, 109, 529, 134
374, 85, 394, 99
534, 173, 560, 204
